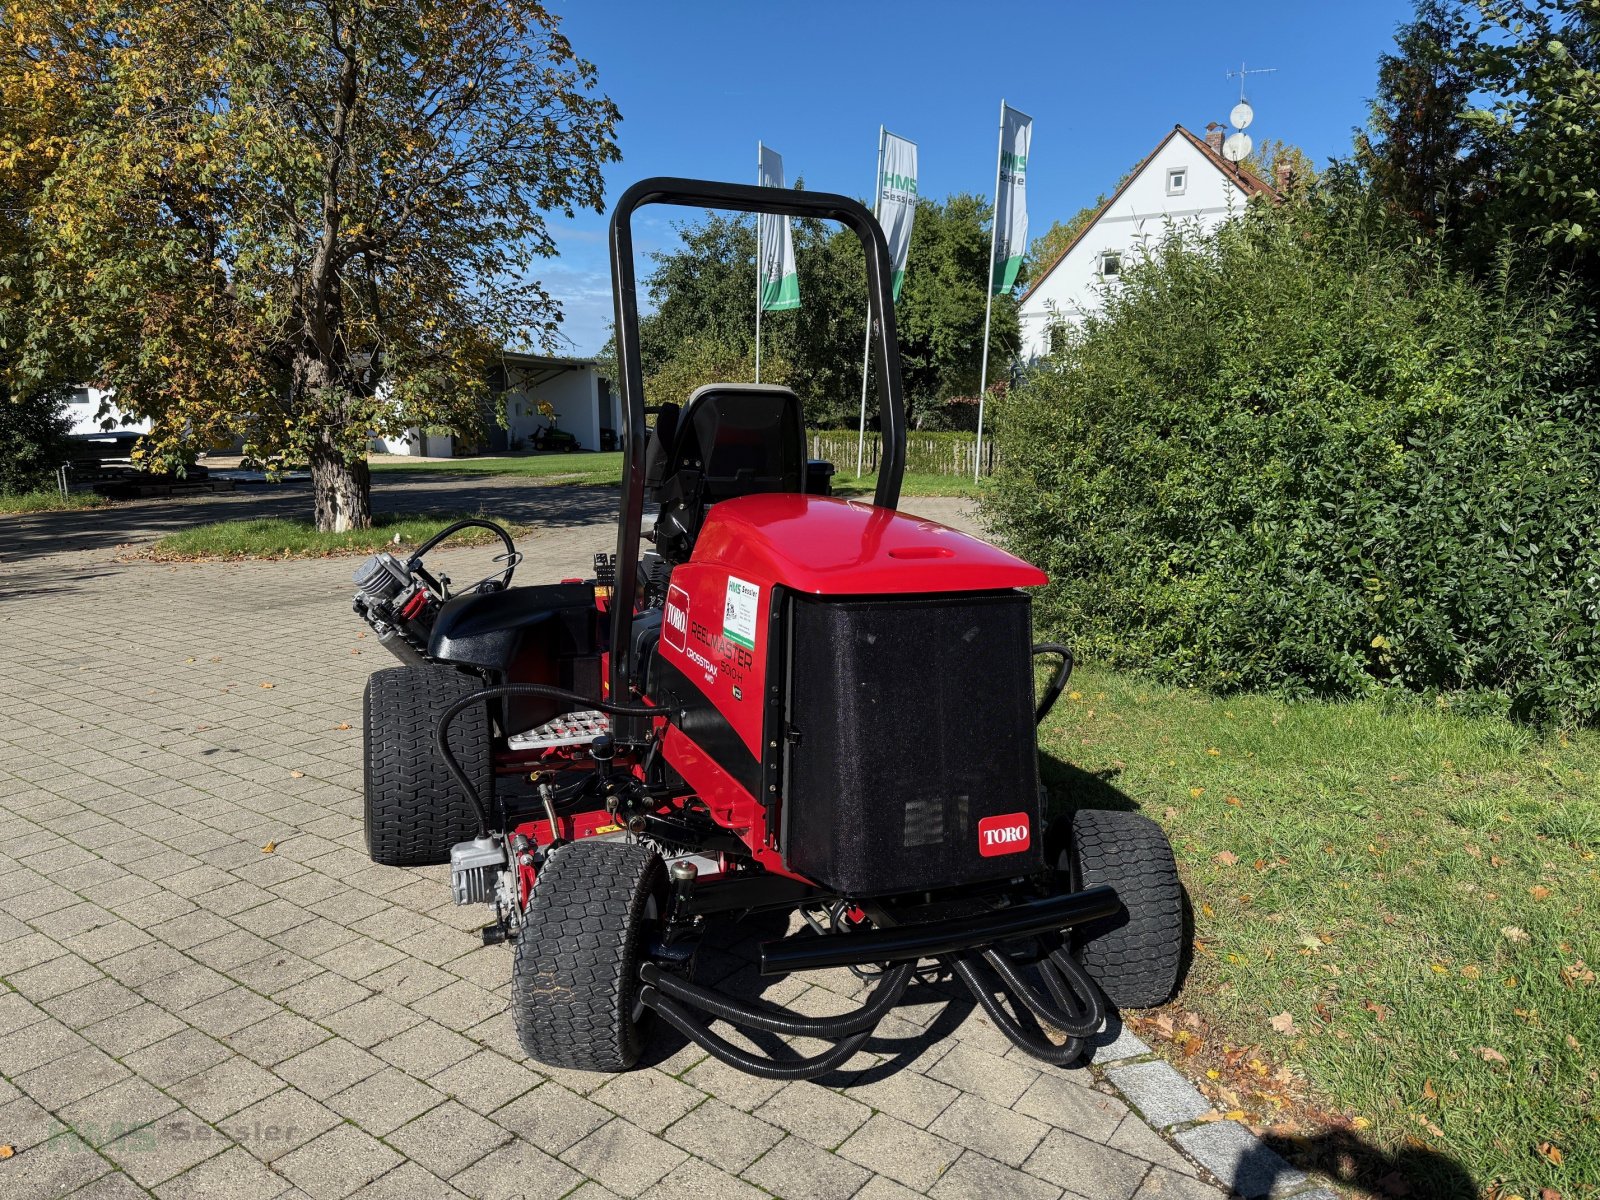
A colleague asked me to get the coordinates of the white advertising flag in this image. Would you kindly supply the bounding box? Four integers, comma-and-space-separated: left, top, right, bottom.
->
878, 132, 918, 301
990, 105, 1032, 294
757, 144, 800, 312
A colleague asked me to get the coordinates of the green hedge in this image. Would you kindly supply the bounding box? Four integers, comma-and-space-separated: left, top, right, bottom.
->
983, 199, 1600, 725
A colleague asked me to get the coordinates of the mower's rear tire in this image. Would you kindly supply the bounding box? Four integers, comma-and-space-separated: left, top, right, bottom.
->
1063, 809, 1184, 1009
511, 839, 664, 1073
363, 665, 492, 867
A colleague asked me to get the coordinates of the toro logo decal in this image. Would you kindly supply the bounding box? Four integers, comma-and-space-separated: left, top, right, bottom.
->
663, 585, 689, 652
977, 812, 1031, 857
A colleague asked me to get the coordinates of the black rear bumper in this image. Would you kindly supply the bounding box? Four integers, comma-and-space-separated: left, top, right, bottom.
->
757, 885, 1120, 976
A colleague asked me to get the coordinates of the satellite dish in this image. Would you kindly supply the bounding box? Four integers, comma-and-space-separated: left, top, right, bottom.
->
1222, 131, 1253, 162
1229, 99, 1254, 131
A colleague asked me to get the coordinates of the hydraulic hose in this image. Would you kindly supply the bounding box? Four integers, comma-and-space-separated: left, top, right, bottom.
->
434, 683, 667, 836
638, 960, 914, 1081
640, 961, 913, 1040
645, 990, 877, 1081
1033, 642, 1075, 726
949, 953, 1086, 1067
978, 946, 1104, 1037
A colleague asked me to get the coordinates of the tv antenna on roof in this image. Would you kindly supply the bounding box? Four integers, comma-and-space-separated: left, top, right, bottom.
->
1222, 61, 1275, 162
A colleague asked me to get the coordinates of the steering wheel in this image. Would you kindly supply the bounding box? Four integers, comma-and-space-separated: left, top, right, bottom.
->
406, 519, 520, 600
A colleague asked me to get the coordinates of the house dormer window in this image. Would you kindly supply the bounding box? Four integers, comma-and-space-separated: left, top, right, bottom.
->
1166, 167, 1187, 195
1097, 251, 1122, 278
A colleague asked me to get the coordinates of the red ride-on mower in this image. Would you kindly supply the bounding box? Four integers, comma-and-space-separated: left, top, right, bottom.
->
352, 178, 1186, 1078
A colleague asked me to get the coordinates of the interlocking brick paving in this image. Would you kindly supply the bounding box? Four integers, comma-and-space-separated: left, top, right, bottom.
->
1, 480, 1238, 1200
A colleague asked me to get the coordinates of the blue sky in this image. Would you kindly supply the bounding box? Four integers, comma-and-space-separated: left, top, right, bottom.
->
540, 0, 1413, 355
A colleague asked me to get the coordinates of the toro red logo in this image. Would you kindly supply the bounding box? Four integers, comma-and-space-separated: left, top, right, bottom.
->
977, 812, 1031, 857
663, 585, 689, 652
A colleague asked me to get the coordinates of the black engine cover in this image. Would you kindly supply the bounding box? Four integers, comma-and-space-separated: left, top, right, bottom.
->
780, 591, 1043, 896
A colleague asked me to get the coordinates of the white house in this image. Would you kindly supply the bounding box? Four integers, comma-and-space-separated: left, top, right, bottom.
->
1018, 124, 1277, 360
65, 385, 150, 436
371, 352, 618, 456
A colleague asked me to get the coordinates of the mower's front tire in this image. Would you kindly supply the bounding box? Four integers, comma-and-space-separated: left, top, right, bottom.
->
1059, 809, 1185, 1009
363, 665, 492, 867
511, 839, 664, 1073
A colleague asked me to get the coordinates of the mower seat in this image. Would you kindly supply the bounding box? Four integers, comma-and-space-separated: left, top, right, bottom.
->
651, 383, 805, 561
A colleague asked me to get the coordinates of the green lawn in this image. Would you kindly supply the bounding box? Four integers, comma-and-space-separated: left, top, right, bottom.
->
370, 452, 981, 499
147, 511, 523, 560
0, 489, 111, 514
1039, 666, 1598, 1198
370, 451, 623, 486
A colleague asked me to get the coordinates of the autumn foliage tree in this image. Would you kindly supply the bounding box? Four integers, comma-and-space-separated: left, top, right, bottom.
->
16, 0, 619, 528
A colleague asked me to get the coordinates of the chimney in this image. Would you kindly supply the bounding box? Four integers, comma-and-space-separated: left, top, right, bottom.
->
1205, 122, 1224, 154
1275, 163, 1293, 192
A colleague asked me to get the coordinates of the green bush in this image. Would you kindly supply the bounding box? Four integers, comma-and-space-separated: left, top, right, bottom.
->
1, 389, 73, 494
984, 190, 1600, 725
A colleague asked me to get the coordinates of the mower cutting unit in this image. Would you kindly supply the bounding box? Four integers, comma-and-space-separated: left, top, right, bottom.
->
353, 178, 1185, 1078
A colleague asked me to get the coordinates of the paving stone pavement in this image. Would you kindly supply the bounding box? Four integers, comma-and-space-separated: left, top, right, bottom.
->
0, 480, 1303, 1200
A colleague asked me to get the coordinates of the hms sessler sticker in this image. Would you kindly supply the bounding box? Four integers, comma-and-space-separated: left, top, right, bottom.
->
722, 576, 760, 651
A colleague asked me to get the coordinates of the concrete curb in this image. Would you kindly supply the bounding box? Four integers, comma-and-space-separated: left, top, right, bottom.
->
1088, 1014, 1335, 1199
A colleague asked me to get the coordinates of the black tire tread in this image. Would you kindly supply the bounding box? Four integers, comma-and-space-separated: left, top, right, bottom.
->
1071, 808, 1184, 1008
363, 664, 491, 866
511, 839, 662, 1073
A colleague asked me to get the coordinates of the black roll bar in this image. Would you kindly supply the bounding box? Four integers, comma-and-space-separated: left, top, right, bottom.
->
607, 177, 910, 717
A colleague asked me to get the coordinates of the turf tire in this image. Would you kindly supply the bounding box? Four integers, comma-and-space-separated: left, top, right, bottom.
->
511, 839, 664, 1072
1064, 808, 1184, 1009
363, 664, 492, 867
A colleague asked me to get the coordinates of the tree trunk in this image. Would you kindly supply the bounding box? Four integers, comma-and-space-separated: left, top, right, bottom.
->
309, 435, 372, 532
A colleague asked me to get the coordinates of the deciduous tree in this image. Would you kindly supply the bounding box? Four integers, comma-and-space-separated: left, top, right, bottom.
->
23, 0, 619, 528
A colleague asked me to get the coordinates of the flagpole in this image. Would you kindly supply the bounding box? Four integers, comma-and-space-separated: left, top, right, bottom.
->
754, 141, 763, 384
856, 124, 886, 479
974, 101, 1005, 484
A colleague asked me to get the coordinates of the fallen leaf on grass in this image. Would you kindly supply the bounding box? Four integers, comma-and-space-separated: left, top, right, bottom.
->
1560, 960, 1595, 987
1213, 851, 1238, 866
1362, 999, 1389, 1022
1460, 965, 1481, 980
1225, 795, 1242, 807
1567, 1034, 1582, 1051
289, 770, 304, 779
1501, 926, 1529, 943
1541, 1188, 1563, 1200
1538, 1142, 1564, 1166
1206, 747, 1221, 756
1190, 787, 1205, 798
261, 841, 277, 854
1422, 1078, 1437, 1101
1530, 885, 1552, 901
1474, 1046, 1507, 1064
1269, 1012, 1299, 1037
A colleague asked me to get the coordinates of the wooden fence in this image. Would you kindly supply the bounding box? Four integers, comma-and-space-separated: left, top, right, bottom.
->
808, 431, 997, 477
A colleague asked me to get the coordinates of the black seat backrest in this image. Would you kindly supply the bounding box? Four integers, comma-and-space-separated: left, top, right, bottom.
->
650, 384, 805, 560
673, 383, 804, 499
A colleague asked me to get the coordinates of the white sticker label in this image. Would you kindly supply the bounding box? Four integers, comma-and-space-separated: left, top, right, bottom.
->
723, 576, 760, 651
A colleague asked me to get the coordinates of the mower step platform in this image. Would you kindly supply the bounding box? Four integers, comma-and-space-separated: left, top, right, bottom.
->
508, 711, 611, 751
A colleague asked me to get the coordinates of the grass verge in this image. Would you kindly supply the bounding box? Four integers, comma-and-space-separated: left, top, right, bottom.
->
147, 511, 523, 560
369, 451, 623, 485
1037, 665, 1598, 1198
0, 489, 110, 514
370, 452, 981, 499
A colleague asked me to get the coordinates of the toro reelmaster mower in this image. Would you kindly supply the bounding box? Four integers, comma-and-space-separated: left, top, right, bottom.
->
352, 179, 1185, 1078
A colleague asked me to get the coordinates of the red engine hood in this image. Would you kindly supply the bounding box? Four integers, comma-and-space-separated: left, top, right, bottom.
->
689, 494, 1047, 595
